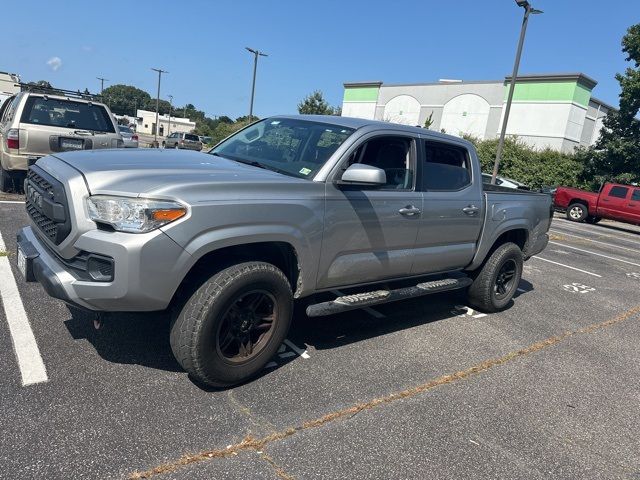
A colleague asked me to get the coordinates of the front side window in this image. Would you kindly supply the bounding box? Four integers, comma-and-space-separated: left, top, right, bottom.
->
20, 96, 115, 133
608, 186, 629, 199
423, 141, 471, 191
211, 118, 354, 180
343, 136, 414, 190
632, 189, 640, 202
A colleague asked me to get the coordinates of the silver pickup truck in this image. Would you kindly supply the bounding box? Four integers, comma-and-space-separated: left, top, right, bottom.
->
17, 115, 551, 386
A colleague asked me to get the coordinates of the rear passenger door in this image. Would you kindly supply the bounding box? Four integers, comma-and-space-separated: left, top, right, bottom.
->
625, 188, 640, 224
411, 138, 484, 274
598, 185, 630, 221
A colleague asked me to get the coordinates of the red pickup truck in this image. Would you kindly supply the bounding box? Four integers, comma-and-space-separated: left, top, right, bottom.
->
554, 183, 640, 225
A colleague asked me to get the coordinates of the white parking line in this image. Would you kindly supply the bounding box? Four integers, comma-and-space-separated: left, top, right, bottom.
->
331, 289, 386, 319
0, 232, 48, 386
283, 339, 310, 359
532, 256, 602, 277
0, 200, 25, 204
550, 229, 639, 253
549, 241, 640, 268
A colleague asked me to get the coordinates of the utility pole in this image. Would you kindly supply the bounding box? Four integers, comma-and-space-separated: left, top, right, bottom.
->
491, 0, 543, 184
245, 47, 268, 123
168, 94, 173, 136
97, 77, 108, 95
151, 68, 168, 147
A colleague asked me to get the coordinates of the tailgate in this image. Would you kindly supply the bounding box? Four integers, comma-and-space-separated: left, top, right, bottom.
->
18, 96, 120, 156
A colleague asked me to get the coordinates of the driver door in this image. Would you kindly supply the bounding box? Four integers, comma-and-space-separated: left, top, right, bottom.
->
316, 133, 422, 289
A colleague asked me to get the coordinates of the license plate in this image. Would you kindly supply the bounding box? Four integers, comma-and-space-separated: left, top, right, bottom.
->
17, 244, 26, 278
59, 138, 84, 150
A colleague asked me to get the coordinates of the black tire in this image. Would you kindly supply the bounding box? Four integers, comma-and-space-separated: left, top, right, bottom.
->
585, 216, 601, 224
467, 242, 523, 313
161, 141, 166, 148
170, 262, 293, 387
566, 203, 588, 222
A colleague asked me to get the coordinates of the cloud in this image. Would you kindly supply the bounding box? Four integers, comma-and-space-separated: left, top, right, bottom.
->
46, 56, 62, 71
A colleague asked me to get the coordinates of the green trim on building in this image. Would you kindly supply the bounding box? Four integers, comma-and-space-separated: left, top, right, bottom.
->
505, 81, 592, 106
573, 83, 591, 107
343, 86, 379, 102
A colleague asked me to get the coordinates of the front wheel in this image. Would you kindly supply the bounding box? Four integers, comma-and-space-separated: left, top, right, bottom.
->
566, 203, 587, 222
467, 242, 523, 313
170, 262, 293, 387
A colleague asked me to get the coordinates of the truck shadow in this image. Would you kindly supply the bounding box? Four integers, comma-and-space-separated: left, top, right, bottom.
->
64, 309, 183, 372
62, 279, 534, 387
288, 279, 533, 352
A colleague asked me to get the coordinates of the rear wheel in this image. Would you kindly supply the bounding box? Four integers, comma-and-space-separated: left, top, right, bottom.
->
467, 242, 523, 313
170, 262, 293, 387
566, 203, 588, 222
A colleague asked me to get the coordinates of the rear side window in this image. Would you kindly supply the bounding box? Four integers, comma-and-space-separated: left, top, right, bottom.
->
0, 96, 17, 124
608, 186, 629, 199
423, 141, 471, 191
185, 134, 199, 141
632, 189, 640, 201
20, 96, 115, 133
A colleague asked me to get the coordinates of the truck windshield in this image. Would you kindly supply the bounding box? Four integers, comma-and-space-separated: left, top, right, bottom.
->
210, 118, 355, 180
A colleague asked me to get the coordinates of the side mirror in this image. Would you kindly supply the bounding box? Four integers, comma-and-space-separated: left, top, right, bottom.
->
340, 164, 386, 186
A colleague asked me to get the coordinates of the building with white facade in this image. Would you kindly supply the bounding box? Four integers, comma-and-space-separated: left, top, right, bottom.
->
127, 109, 196, 136
342, 73, 614, 153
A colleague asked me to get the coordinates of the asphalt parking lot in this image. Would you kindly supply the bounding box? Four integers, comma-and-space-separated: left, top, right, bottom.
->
1, 201, 640, 480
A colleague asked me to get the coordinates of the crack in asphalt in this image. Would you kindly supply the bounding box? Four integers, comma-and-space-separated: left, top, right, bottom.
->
128, 305, 640, 479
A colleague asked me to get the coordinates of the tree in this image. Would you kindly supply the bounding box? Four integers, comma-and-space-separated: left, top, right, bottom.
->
580, 23, 640, 185
298, 90, 339, 115
102, 84, 151, 116
423, 111, 434, 129
235, 115, 259, 123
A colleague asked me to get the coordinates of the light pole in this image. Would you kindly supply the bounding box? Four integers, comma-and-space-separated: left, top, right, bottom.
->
245, 47, 268, 123
97, 77, 108, 95
168, 94, 173, 136
151, 68, 168, 146
491, 0, 543, 184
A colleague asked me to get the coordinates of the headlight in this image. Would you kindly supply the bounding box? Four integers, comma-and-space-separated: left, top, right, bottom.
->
86, 195, 187, 233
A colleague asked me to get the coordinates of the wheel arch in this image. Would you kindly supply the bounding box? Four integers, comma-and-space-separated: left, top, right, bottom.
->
169, 241, 302, 311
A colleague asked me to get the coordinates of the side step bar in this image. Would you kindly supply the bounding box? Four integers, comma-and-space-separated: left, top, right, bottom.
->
306, 277, 473, 318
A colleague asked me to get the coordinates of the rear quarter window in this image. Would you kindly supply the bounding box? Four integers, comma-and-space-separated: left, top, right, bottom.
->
20, 96, 115, 133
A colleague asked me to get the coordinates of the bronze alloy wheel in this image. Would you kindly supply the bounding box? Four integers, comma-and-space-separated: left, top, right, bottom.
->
215, 290, 277, 363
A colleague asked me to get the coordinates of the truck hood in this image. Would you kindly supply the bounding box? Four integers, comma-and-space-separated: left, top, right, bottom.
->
50, 148, 308, 199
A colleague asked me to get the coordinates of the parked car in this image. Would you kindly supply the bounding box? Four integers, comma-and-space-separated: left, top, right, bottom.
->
163, 132, 202, 151
118, 125, 139, 148
482, 173, 529, 190
199, 135, 212, 145
17, 115, 551, 387
0, 90, 123, 191
554, 183, 640, 225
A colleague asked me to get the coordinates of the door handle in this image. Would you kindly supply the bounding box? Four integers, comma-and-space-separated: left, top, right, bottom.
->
399, 205, 421, 216
462, 205, 479, 216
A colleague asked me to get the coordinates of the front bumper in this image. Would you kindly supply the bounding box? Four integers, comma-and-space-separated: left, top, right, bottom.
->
17, 225, 192, 312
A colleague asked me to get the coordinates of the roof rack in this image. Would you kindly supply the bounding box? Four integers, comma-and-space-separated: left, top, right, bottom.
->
17, 82, 101, 101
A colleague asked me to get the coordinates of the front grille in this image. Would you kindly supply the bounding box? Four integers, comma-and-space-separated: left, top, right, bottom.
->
26, 200, 58, 241
27, 169, 53, 192
25, 166, 71, 245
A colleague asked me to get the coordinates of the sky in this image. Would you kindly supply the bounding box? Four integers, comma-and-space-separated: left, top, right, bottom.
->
4, 0, 639, 119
